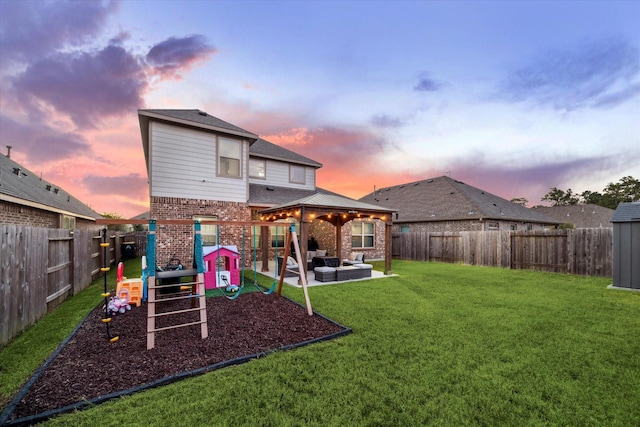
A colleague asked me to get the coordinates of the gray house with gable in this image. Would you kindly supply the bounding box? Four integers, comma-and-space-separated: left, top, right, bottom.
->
359, 176, 559, 233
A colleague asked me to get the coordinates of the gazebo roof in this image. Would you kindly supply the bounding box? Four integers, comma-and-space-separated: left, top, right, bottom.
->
259, 192, 395, 225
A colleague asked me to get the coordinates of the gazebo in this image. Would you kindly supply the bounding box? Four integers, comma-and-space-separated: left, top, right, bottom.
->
259, 193, 396, 275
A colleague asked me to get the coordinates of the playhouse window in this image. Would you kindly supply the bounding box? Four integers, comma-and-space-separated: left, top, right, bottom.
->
218, 137, 241, 177
352, 220, 374, 248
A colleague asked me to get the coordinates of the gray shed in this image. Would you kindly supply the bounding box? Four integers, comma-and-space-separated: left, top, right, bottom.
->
611, 202, 640, 290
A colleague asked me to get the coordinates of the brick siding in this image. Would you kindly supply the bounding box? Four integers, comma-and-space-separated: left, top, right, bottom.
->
151, 197, 252, 267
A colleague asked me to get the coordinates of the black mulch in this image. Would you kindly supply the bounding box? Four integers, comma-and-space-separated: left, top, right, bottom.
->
3, 292, 349, 424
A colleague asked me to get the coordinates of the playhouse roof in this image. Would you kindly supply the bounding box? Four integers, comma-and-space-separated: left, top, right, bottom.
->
203, 245, 240, 256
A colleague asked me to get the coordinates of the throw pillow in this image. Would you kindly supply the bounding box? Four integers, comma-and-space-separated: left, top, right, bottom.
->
316, 249, 327, 257
349, 253, 357, 261
286, 256, 298, 266
308, 251, 316, 260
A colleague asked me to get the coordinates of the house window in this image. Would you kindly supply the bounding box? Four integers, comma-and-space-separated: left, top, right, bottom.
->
400, 226, 410, 233
270, 221, 298, 248
249, 159, 266, 179
289, 165, 305, 184
251, 226, 261, 249
270, 225, 287, 248
218, 137, 241, 177
510, 224, 517, 231
526, 224, 533, 231
62, 215, 75, 229
487, 222, 499, 230
195, 216, 218, 246
352, 221, 374, 248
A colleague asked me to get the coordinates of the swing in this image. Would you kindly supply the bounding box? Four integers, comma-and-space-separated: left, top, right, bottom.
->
247, 225, 277, 294
214, 226, 244, 300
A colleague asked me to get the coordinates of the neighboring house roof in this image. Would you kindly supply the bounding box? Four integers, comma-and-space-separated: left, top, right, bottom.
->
611, 202, 640, 223
0, 154, 101, 220
250, 138, 322, 168
249, 184, 342, 207
532, 204, 615, 228
359, 176, 558, 224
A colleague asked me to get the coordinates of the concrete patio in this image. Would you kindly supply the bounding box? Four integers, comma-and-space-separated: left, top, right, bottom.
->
255, 261, 395, 288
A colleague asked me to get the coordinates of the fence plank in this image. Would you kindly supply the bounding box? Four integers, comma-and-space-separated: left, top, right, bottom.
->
0, 226, 139, 346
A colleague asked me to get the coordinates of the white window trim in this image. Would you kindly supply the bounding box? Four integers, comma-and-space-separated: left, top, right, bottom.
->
195, 216, 218, 246
249, 158, 266, 179
289, 164, 305, 184
217, 137, 242, 178
352, 220, 375, 249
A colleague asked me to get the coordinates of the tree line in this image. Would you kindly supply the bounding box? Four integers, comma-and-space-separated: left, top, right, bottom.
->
540, 176, 639, 209
511, 176, 639, 209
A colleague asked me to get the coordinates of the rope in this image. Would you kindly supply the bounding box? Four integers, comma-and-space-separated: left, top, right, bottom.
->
100, 228, 119, 343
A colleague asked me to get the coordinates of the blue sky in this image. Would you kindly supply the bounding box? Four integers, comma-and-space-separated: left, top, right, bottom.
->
1, 0, 638, 217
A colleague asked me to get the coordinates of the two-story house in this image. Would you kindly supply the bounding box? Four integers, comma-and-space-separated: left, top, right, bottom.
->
138, 109, 393, 271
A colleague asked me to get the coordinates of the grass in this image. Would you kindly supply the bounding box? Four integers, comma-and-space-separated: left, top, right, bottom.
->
2, 260, 639, 426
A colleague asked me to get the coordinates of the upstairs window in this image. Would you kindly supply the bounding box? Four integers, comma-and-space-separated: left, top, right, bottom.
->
352, 221, 374, 248
249, 158, 266, 179
289, 165, 305, 184
218, 137, 241, 177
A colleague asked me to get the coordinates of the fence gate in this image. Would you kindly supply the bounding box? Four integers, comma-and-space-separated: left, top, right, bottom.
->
510, 230, 568, 273
46, 229, 74, 310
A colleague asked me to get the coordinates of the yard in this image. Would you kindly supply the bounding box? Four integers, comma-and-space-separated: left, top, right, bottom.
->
1, 260, 639, 426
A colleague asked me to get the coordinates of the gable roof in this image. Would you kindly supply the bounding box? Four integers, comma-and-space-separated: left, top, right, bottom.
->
250, 138, 322, 168
359, 176, 557, 224
611, 202, 640, 223
532, 204, 614, 228
0, 154, 100, 220
138, 109, 259, 174
138, 109, 258, 139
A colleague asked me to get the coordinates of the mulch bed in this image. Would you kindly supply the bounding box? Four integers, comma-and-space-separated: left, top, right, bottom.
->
4, 292, 348, 424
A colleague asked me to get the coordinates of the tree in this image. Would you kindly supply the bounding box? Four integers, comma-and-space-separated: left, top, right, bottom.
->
599, 176, 640, 209
510, 197, 529, 207
541, 187, 580, 206
100, 212, 126, 231
540, 176, 639, 209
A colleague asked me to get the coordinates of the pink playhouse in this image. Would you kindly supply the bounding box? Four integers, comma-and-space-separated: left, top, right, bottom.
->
203, 245, 241, 290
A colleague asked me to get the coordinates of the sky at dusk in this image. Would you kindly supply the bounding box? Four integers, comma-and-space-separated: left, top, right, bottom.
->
1, 0, 639, 218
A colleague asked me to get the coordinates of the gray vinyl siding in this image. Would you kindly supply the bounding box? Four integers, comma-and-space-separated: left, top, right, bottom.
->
150, 122, 248, 202
248, 158, 315, 190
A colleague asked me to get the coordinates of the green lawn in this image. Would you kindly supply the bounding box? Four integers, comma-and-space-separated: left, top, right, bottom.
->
2, 260, 639, 426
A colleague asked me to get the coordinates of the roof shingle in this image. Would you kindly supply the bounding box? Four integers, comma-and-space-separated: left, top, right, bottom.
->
359, 176, 557, 224
0, 155, 101, 220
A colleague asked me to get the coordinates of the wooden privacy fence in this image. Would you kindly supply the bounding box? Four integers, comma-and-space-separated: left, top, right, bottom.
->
392, 228, 612, 277
0, 225, 143, 346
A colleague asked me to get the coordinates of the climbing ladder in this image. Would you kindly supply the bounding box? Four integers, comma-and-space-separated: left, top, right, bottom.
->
277, 224, 313, 316
146, 220, 208, 350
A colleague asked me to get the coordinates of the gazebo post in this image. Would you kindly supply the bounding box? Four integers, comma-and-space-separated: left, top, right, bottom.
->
335, 220, 343, 263
299, 219, 309, 275
384, 221, 392, 275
